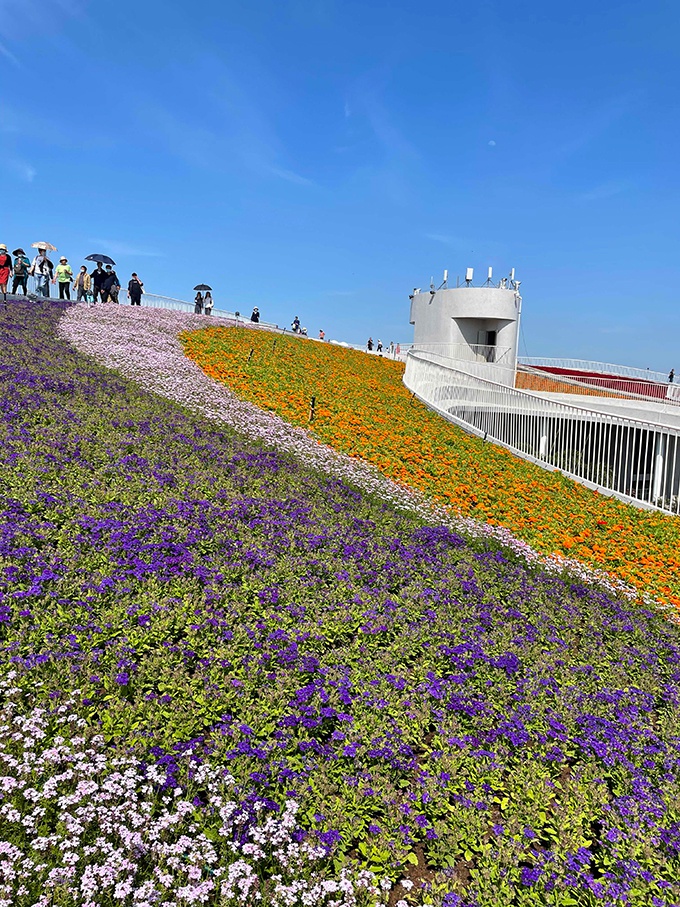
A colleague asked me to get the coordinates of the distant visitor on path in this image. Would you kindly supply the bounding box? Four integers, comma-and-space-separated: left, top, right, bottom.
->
128, 273, 144, 306
204, 291, 214, 316
376, 339, 383, 354
367, 337, 373, 351
669, 369, 675, 384
291, 315, 300, 333
103, 265, 120, 303
90, 262, 106, 303
251, 307, 260, 323
11, 249, 30, 295
319, 329, 325, 341
74, 266, 91, 303
54, 257, 73, 301
194, 291, 203, 314
31, 248, 53, 297
0, 245, 11, 297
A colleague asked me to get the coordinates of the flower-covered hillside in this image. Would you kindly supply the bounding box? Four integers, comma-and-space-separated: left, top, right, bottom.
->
2, 300, 680, 906
182, 326, 680, 608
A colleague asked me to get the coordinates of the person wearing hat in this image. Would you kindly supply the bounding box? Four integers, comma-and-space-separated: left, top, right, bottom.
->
0, 245, 11, 297
53, 256, 74, 301
251, 306, 260, 323
11, 249, 30, 296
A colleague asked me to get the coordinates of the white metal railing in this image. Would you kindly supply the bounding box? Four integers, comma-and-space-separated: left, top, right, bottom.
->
517, 363, 680, 407
519, 356, 669, 384
413, 342, 513, 365
405, 349, 680, 515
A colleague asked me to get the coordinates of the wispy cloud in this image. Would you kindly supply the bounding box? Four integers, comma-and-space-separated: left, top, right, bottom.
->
264, 165, 314, 186
0, 39, 19, 66
88, 239, 164, 259
556, 91, 642, 160
6, 159, 36, 182
133, 55, 315, 189
578, 180, 631, 203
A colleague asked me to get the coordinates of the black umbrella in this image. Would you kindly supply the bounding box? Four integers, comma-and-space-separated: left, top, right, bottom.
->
193, 283, 212, 292
85, 253, 116, 265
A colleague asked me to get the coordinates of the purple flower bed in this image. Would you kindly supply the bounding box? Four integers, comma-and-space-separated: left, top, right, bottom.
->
0, 298, 679, 905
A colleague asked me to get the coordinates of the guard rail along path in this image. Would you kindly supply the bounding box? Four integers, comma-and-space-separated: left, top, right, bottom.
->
404, 348, 680, 516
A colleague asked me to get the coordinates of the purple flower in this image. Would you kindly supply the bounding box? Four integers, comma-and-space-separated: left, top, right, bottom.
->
521, 866, 542, 886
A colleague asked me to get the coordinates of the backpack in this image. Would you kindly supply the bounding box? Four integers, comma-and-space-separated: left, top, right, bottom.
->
13, 257, 25, 276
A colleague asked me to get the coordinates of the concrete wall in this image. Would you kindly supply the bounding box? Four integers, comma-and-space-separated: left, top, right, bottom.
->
409, 285, 522, 385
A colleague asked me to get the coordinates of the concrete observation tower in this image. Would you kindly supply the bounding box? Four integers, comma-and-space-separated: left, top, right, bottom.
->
409, 267, 522, 386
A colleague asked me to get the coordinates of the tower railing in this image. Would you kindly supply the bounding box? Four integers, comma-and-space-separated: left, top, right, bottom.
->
404, 349, 680, 515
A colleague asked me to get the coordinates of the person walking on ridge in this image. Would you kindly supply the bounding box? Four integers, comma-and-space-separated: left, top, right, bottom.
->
251, 307, 260, 323
90, 261, 106, 303
73, 265, 91, 303
319, 329, 325, 341
30, 247, 53, 296
11, 249, 30, 295
0, 245, 11, 298
53, 257, 74, 300
102, 265, 121, 303
669, 369, 675, 384
128, 273, 144, 305
204, 291, 214, 315
194, 291, 203, 314
367, 337, 373, 351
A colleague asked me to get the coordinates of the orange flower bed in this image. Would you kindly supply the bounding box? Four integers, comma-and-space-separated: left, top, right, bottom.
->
182, 327, 680, 608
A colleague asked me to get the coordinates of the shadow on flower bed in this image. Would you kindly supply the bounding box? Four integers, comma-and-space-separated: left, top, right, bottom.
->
1, 300, 680, 905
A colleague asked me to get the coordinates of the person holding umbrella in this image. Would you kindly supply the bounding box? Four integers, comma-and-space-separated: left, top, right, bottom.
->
90, 262, 106, 302
11, 249, 30, 295
193, 283, 211, 314
85, 254, 116, 303
29, 246, 54, 296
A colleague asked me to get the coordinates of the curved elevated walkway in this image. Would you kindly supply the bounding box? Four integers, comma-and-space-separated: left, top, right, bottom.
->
404, 349, 680, 516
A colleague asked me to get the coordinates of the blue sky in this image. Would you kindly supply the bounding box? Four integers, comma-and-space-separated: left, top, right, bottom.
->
2, 0, 679, 366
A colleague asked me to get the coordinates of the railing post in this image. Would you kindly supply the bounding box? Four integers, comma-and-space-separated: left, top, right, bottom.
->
652, 434, 666, 503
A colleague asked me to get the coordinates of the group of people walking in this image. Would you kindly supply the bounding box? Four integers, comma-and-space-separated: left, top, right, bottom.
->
367, 338, 398, 356
194, 291, 214, 315
0, 243, 145, 306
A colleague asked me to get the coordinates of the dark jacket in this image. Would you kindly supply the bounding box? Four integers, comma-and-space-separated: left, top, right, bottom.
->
91, 267, 106, 288
103, 270, 121, 291
128, 278, 143, 298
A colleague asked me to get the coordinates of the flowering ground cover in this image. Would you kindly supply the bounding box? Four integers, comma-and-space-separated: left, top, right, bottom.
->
181, 327, 680, 609
3, 301, 680, 905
